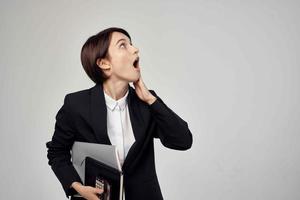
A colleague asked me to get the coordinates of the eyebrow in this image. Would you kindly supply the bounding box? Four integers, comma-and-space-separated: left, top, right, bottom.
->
115, 38, 131, 46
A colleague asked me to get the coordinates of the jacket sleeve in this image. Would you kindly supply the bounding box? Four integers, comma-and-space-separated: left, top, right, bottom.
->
148, 90, 193, 150
45, 94, 83, 198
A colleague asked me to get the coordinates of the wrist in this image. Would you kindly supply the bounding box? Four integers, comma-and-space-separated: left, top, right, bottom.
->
71, 181, 83, 192
146, 96, 157, 105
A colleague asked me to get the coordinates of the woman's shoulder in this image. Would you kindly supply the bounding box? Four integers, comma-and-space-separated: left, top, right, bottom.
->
66, 87, 91, 99
63, 86, 94, 110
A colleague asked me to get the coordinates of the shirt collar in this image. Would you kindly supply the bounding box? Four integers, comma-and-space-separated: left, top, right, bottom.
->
104, 89, 129, 111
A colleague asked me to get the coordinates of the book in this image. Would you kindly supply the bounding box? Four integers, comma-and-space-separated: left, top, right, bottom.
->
71, 141, 123, 200
85, 156, 123, 200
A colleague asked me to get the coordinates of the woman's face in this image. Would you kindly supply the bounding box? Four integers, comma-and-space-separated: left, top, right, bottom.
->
98, 31, 140, 83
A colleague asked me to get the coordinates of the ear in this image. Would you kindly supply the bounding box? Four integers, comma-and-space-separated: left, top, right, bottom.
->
96, 58, 111, 70
96, 58, 112, 79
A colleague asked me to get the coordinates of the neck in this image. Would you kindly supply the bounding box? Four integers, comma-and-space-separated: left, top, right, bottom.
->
102, 79, 129, 101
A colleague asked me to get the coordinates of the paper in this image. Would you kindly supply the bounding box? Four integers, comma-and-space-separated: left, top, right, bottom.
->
71, 141, 122, 184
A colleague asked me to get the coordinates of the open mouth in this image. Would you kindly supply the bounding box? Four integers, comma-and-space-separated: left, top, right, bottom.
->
133, 57, 140, 69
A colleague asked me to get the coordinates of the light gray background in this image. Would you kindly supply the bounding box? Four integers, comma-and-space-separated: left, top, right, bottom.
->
1, 0, 299, 199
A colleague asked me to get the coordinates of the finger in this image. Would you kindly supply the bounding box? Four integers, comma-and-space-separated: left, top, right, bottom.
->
139, 78, 146, 87
133, 80, 140, 88
94, 187, 104, 194
139, 76, 143, 82
133, 78, 139, 85
91, 195, 101, 200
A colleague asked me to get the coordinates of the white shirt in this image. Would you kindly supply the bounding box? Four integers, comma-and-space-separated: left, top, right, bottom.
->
104, 89, 135, 200
103, 88, 136, 167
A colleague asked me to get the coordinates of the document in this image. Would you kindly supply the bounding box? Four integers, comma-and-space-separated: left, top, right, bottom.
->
71, 141, 123, 200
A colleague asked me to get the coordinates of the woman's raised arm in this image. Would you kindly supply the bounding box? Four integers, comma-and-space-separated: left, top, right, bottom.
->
148, 90, 193, 150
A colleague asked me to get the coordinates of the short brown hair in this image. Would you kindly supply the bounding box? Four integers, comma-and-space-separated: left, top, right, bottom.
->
80, 27, 132, 84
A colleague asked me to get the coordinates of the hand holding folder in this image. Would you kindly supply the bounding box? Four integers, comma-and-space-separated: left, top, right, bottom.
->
85, 156, 123, 200
71, 141, 124, 200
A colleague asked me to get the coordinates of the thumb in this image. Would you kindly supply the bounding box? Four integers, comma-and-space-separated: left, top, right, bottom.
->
94, 187, 103, 194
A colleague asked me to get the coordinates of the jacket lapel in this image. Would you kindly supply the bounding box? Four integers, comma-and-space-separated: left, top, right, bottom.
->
90, 83, 111, 145
90, 83, 147, 172
122, 86, 147, 172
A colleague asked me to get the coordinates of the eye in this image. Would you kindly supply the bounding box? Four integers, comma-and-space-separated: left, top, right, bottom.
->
120, 43, 126, 48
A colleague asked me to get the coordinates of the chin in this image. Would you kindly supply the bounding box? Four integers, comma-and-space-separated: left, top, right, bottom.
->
129, 74, 140, 82
119, 73, 140, 83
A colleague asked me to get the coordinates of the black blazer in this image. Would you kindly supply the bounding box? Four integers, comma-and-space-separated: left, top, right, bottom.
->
46, 83, 193, 200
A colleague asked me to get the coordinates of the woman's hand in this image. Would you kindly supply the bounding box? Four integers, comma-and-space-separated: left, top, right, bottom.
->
133, 76, 157, 105
71, 182, 103, 200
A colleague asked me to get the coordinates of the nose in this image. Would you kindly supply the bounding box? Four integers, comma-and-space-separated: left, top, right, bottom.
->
132, 45, 139, 54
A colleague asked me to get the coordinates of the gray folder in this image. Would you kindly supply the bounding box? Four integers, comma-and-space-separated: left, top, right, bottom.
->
71, 141, 122, 183
71, 141, 124, 199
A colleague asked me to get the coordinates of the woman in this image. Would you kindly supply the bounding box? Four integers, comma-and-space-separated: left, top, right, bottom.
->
46, 27, 193, 200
